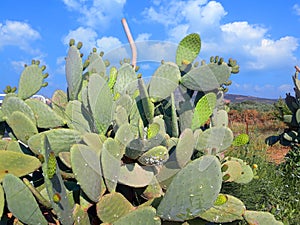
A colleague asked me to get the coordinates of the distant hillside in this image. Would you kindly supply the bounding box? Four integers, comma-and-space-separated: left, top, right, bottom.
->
225, 94, 278, 104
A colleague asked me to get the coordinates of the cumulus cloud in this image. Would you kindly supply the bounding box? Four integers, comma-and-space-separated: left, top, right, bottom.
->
142, 1, 299, 72
293, 4, 300, 16
0, 20, 41, 53
63, 26, 98, 53
143, 0, 227, 41
62, 0, 126, 30
247, 36, 298, 69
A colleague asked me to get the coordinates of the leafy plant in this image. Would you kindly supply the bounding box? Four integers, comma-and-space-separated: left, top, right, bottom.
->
0, 20, 283, 225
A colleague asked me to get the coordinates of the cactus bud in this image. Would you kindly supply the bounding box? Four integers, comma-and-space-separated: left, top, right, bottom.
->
83, 60, 90, 70
104, 59, 110, 67
100, 51, 104, 57
69, 39, 75, 46
43, 73, 49, 79
137, 73, 142, 78
214, 194, 228, 206
80, 53, 83, 58
53, 193, 61, 203
41, 65, 46, 71
219, 57, 224, 64
11, 87, 17, 93
36, 60, 40, 65
42, 82, 48, 87
161, 59, 165, 64
223, 174, 230, 181
31, 59, 36, 65
193, 61, 199, 67
92, 47, 97, 53
135, 65, 140, 72
37, 154, 45, 163
214, 56, 219, 63
221, 164, 229, 172
201, 60, 206, 65
77, 42, 83, 50
210, 56, 214, 63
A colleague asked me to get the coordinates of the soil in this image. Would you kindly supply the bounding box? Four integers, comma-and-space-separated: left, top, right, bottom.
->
266, 145, 290, 164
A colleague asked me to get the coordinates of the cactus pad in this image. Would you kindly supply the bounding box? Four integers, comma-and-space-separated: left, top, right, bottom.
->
96, 192, 135, 223
176, 33, 201, 66
199, 194, 245, 223
157, 155, 222, 221
191, 92, 216, 130
18, 62, 48, 100
0, 151, 41, 182
244, 210, 284, 225
3, 174, 48, 225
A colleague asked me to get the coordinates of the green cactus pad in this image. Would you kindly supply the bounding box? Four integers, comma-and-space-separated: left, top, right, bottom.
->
232, 133, 249, 146
6, 111, 38, 144
147, 122, 160, 139
114, 206, 161, 225
225, 157, 254, 184
96, 192, 135, 223
137, 78, 154, 126
148, 62, 180, 102
191, 92, 216, 130
71, 144, 106, 202
221, 160, 243, 182
172, 128, 195, 168
108, 66, 118, 91
51, 90, 68, 119
211, 109, 228, 127
86, 51, 106, 75
114, 105, 128, 126
142, 176, 163, 200
115, 123, 137, 149
65, 100, 95, 133
28, 128, 82, 155
82, 132, 105, 157
199, 194, 245, 223
118, 163, 155, 188
58, 152, 71, 168
3, 174, 48, 225
18, 63, 48, 100
0, 151, 41, 182
176, 33, 201, 66
65, 43, 83, 100
244, 210, 284, 225
72, 204, 90, 225
1, 95, 36, 123
42, 135, 74, 225
194, 126, 233, 154
0, 185, 3, 218
157, 155, 222, 222
114, 63, 138, 96
88, 74, 114, 134
125, 138, 145, 159
101, 138, 123, 192
25, 99, 65, 128
138, 146, 169, 166
180, 63, 231, 92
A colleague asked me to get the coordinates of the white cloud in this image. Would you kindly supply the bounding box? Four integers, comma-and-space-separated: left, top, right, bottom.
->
62, 0, 126, 30
136, 33, 152, 42
0, 20, 41, 53
293, 4, 300, 16
247, 36, 298, 69
63, 26, 98, 54
220, 22, 267, 43
143, 0, 227, 41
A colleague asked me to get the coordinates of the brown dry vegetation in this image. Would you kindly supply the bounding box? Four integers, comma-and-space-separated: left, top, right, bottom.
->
228, 109, 289, 164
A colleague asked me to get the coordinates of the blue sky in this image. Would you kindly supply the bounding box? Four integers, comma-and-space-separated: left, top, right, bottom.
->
1, 0, 300, 99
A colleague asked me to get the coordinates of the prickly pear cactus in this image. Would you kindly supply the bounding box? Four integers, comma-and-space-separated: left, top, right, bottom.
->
0, 29, 284, 225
